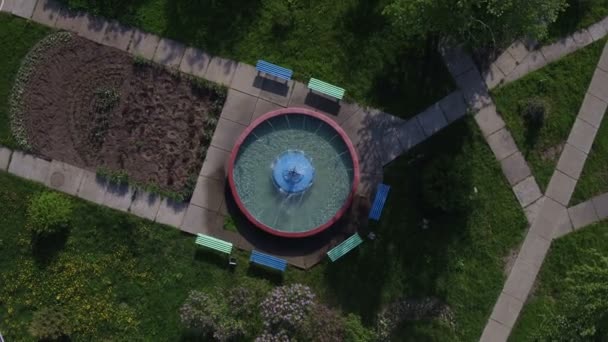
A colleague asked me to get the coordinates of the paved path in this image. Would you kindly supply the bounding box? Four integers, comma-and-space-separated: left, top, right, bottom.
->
441, 45, 544, 223
485, 18, 608, 89
443, 27, 608, 342
0, 0, 469, 268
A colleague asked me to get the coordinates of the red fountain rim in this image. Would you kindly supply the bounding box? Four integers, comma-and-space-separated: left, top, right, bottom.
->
227, 107, 360, 238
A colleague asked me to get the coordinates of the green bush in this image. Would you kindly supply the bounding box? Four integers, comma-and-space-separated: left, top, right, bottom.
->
179, 290, 245, 341
421, 155, 473, 214
520, 97, 549, 129
344, 313, 376, 342
297, 304, 346, 342
29, 307, 72, 340
536, 250, 608, 340
27, 192, 73, 235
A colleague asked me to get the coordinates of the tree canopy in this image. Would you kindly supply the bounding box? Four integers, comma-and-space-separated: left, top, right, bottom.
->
383, 0, 568, 47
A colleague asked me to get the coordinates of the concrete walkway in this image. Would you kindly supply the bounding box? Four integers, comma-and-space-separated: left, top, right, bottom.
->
441, 45, 544, 223
443, 26, 608, 342
484, 17, 608, 89
0, 0, 469, 268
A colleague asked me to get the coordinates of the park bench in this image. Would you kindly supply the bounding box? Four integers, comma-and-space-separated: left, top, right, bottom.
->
308, 78, 345, 101
195, 233, 233, 255
250, 250, 288, 272
256, 60, 293, 81
369, 183, 390, 221
327, 233, 363, 262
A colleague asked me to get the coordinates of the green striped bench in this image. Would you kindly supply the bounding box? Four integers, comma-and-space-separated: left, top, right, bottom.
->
195, 234, 233, 255
327, 233, 363, 262
308, 78, 345, 100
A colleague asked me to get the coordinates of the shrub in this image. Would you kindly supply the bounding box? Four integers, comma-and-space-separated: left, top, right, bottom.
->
536, 250, 608, 340
259, 284, 315, 335
344, 313, 376, 342
296, 304, 346, 342
97, 167, 130, 185
27, 192, 73, 235
520, 97, 548, 129
421, 155, 472, 214
179, 290, 245, 341
228, 286, 260, 318
29, 307, 72, 340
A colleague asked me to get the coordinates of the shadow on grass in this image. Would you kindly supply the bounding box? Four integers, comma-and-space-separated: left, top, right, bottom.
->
194, 248, 230, 270
32, 229, 70, 267
163, 0, 261, 54
322, 120, 476, 323
246, 265, 283, 285
335, 0, 453, 118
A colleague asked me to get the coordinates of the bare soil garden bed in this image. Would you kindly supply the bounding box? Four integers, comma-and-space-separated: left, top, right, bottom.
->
14, 33, 225, 200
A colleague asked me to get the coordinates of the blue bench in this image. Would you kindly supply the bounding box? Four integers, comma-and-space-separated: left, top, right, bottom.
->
256, 60, 293, 81
250, 250, 287, 272
369, 183, 390, 221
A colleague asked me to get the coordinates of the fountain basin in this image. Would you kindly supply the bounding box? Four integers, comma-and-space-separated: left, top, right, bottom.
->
228, 108, 360, 238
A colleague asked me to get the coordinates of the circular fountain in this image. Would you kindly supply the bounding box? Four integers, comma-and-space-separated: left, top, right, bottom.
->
228, 108, 359, 238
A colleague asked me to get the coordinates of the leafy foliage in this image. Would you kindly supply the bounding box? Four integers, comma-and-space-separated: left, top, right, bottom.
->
259, 284, 315, 336
29, 307, 72, 340
383, 0, 568, 47
179, 290, 245, 341
296, 303, 346, 342
537, 250, 608, 340
27, 191, 73, 235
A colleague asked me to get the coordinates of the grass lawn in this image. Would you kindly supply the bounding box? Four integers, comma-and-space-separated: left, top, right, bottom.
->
59, 0, 454, 119
492, 37, 606, 192
572, 110, 608, 204
323, 117, 528, 340
0, 14, 52, 148
0, 116, 528, 340
547, 0, 608, 41
509, 221, 608, 341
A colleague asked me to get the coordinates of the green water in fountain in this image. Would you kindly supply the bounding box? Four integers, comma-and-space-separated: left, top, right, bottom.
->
232, 114, 355, 234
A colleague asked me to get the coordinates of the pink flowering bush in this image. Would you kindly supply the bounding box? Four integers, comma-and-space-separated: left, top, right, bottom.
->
259, 284, 315, 335
179, 290, 244, 341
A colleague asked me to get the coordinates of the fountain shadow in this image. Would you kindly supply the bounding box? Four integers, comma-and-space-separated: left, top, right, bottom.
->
223, 184, 361, 268
304, 92, 341, 116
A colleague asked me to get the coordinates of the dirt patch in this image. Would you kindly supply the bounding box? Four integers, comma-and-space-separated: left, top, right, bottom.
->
20, 35, 224, 196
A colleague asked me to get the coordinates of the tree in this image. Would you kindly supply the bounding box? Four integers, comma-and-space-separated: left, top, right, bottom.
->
540, 250, 608, 340
383, 0, 568, 47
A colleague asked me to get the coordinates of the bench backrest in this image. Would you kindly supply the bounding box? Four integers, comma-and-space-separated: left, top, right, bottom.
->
308, 78, 345, 100
256, 60, 293, 80
369, 183, 390, 221
195, 234, 233, 254
327, 233, 363, 262
250, 250, 287, 272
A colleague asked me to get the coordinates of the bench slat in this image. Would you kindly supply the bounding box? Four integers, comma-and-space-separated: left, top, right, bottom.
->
308, 78, 345, 100
250, 250, 287, 271
327, 233, 363, 262
256, 60, 293, 81
369, 183, 390, 221
195, 234, 233, 254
